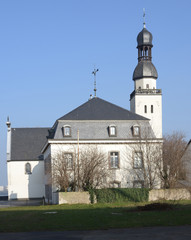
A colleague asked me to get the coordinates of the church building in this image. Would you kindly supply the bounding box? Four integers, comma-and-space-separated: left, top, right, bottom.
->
6, 23, 163, 203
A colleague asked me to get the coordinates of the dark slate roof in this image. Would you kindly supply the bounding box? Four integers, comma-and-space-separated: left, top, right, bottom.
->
137, 27, 153, 47
11, 128, 50, 161
58, 97, 148, 121
133, 61, 158, 80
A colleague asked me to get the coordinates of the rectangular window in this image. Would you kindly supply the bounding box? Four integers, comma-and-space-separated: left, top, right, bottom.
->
133, 152, 143, 169
151, 105, 154, 113
64, 153, 73, 169
146, 84, 149, 89
144, 105, 147, 113
110, 152, 119, 169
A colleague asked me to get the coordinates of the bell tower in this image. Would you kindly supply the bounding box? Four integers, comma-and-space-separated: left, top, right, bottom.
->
130, 22, 162, 138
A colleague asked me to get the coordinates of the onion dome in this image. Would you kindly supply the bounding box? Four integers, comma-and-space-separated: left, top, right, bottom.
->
132, 26, 157, 81
137, 27, 153, 47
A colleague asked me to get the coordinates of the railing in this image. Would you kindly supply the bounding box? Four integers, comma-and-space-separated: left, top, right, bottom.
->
130, 89, 162, 99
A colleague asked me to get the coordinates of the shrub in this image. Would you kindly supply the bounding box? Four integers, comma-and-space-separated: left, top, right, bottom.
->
89, 188, 149, 203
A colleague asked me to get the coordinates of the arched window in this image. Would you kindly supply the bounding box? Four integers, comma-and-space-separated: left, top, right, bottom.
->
109, 125, 117, 137
25, 163, 32, 174
62, 125, 71, 137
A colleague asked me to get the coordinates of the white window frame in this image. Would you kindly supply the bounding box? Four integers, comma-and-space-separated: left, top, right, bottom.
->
109, 152, 119, 169
109, 125, 117, 137
63, 125, 71, 137
64, 153, 73, 169
133, 151, 143, 169
132, 125, 140, 137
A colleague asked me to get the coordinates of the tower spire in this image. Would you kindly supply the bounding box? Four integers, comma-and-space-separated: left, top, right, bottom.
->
143, 8, 146, 28
92, 68, 99, 97
130, 22, 162, 139
6, 116, 11, 128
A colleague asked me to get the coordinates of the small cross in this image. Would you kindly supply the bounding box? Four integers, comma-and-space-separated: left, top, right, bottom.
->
143, 8, 146, 28
92, 68, 99, 97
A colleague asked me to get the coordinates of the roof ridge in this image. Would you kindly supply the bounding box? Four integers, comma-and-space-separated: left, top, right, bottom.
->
58, 98, 92, 120
11, 127, 50, 129
58, 97, 149, 121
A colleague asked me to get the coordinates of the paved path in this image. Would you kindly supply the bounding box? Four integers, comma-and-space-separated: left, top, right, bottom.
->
0, 200, 42, 207
0, 226, 191, 240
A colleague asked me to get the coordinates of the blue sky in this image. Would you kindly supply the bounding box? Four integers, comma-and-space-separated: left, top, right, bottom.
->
0, 0, 191, 185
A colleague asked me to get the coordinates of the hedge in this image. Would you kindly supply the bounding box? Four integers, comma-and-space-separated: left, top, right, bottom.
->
89, 188, 149, 203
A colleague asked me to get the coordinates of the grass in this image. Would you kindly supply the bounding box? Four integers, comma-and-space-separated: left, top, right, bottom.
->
0, 200, 191, 232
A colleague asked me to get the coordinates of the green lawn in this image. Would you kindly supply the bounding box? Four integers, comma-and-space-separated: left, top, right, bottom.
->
0, 201, 191, 232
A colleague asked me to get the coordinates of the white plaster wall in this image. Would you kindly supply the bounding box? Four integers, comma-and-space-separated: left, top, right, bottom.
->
43, 141, 162, 204
8, 161, 45, 200
49, 143, 135, 191
132, 94, 162, 138
50, 143, 159, 181
134, 78, 156, 89
135, 78, 156, 90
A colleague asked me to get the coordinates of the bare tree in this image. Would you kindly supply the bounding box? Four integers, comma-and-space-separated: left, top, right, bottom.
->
51, 146, 109, 192
181, 140, 191, 187
128, 138, 163, 189
162, 132, 187, 188
52, 151, 77, 192
79, 146, 109, 190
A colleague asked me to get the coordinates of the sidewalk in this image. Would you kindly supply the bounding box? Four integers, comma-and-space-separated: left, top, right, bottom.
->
0, 199, 42, 207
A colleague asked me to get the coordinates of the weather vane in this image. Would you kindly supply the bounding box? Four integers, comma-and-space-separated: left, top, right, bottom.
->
143, 8, 146, 28
92, 68, 99, 97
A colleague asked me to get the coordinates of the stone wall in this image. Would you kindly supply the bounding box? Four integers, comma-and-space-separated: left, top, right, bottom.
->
149, 188, 191, 201
59, 192, 91, 204
58, 189, 191, 204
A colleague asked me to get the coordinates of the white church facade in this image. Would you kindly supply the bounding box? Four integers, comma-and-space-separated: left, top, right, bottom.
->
6, 24, 163, 204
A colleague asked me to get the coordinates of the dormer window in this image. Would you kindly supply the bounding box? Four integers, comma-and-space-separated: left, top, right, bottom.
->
63, 125, 71, 137
132, 125, 140, 137
109, 125, 116, 137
